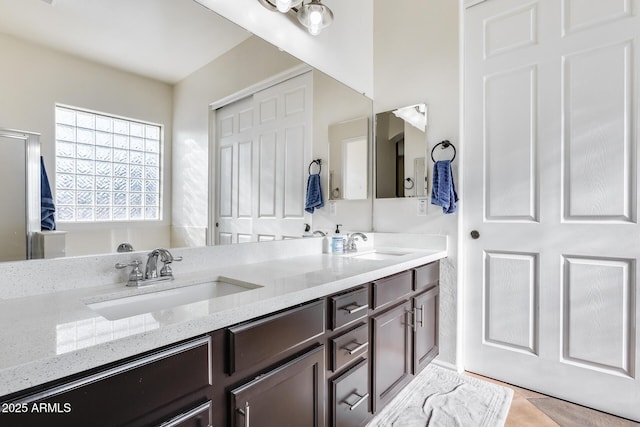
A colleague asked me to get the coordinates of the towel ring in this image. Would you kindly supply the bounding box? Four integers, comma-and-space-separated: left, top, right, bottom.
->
308, 159, 322, 175
404, 178, 415, 190
431, 140, 456, 162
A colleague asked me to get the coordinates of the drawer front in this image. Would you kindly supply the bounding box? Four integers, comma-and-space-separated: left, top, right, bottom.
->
332, 358, 370, 427
331, 323, 369, 372
10, 337, 211, 427
330, 287, 369, 330
372, 271, 413, 309
228, 300, 325, 374
413, 262, 440, 292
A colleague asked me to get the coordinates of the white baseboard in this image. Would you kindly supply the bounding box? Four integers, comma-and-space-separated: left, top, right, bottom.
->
432, 358, 463, 373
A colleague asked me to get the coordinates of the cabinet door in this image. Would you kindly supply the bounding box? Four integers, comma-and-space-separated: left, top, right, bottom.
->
371, 300, 412, 412
331, 359, 370, 427
230, 346, 325, 427
413, 286, 439, 374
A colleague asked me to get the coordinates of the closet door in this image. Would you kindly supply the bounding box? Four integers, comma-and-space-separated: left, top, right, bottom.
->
464, 0, 640, 421
215, 72, 312, 244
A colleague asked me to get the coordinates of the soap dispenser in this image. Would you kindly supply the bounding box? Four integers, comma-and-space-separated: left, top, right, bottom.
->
331, 224, 344, 254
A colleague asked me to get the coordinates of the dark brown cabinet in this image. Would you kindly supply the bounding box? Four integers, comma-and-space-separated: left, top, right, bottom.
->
369, 261, 440, 416
230, 345, 326, 427
413, 286, 439, 374
371, 299, 413, 412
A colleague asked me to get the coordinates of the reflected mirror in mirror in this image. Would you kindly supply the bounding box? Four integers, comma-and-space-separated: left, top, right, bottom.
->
375, 104, 428, 198
0, 0, 372, 262
328, 117, 369, 200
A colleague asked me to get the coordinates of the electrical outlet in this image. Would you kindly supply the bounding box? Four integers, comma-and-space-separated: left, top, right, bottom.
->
329, 201, 337, 216
417, 198, 428, 216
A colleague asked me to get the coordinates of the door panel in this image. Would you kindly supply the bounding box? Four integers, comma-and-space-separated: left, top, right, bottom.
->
215, 72, 312, 243
464, 0, 640, 420
563, 41, 634, 221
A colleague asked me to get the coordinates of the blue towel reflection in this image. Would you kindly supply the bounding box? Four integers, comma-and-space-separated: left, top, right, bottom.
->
41, 156, 56, 230
431, 160, 458, 214
305, 174, 324, 214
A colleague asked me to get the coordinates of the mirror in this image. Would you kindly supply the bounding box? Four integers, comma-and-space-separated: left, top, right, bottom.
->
0, 0, 372, 262
328, 117, 369, 200
375, 104, 428, 198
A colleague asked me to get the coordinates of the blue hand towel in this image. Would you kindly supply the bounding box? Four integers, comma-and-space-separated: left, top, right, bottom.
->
305, 173, 324, 214
40, 156, 56, 230
431, 160, 458, 214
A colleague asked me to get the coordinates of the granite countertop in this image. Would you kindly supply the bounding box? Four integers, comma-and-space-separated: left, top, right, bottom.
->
0, 245, 446, 398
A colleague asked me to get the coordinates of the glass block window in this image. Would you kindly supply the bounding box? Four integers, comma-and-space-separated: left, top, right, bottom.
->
54, 105, 162, 222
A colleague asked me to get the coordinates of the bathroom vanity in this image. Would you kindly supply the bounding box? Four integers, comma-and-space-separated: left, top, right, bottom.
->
0, 235, 445, 426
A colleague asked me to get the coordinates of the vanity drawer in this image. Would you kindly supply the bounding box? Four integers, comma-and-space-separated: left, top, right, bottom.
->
372, 271, 413, 309
414, 262, 440, 292
9, 337, 212, 427
330, 287, 369, 331
331, 322, 369, 372
331, 358, 370, 427
228, 300, 325, 374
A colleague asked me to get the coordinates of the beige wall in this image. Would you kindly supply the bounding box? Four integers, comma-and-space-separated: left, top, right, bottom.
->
0, 33, 173, 256
373, 0, 460, 368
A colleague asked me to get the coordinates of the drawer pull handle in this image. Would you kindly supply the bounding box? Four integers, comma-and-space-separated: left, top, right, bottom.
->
343, 392, 369, 411
342, 341, 368, 355
237, 402, 250, 427
342, 303, 368, 314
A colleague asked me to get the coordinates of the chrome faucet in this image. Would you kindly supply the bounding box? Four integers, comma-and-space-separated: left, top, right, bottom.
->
145, 248, 182, 280
115, 248, 182, 287
345, 232, 368, 253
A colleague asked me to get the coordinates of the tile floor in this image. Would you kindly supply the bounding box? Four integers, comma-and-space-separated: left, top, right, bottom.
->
466, 372, 640, 427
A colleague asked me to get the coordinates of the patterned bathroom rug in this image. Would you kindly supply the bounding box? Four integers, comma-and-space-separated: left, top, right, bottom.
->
367, 364, 513, 427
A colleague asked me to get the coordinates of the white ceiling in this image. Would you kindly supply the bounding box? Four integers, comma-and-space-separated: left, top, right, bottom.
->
0, 0, 252, 84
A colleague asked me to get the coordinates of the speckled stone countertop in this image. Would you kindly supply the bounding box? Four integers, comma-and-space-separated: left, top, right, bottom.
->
0, 234, 447, 398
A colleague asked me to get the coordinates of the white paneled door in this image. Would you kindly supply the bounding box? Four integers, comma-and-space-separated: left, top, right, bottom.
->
464, 0, 640, 420
215, 72, 312, 244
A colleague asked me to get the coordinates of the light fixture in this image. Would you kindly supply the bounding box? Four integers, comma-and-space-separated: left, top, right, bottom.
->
392, 104, 428, 132
276, 0, 303, 13
258, 0, 334, 36
297, 0, 334, 35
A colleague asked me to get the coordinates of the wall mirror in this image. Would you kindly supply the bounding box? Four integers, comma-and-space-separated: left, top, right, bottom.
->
0, 0, 372, 262
328, 117, 369, 200
375, 104, 428, 198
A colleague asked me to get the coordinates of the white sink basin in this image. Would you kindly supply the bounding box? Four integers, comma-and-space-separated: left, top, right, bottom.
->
87, 280, 260, 321
350, 251, 409, 261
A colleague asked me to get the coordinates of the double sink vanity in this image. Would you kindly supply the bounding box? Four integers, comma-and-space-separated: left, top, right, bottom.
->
0, 233, 446, 426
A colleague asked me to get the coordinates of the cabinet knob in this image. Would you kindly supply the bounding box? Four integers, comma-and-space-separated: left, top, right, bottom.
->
470, 230, 480, 239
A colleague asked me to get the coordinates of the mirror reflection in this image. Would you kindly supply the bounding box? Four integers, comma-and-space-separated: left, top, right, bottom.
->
328, 117, 369, 200
0, 0, 372, 262
375, 104, 428, 198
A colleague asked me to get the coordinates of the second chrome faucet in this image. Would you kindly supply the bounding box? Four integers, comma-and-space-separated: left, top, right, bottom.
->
116, 248, 182, 287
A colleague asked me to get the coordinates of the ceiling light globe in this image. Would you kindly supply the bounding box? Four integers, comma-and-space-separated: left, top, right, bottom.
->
276, 0, 292, 13
297, 1, 333, 36
309, 9, 322, 25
